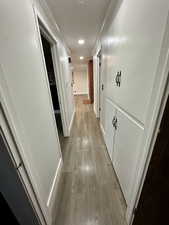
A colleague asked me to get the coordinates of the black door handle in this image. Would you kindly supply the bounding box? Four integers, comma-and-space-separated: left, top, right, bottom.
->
112, 116, 118, 130
115, 71, 121, 87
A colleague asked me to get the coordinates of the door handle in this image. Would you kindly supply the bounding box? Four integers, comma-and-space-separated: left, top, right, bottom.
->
112, 116, 117, 130
112, 116, 118, 130
115, 71, 121, 87
118, 71, 121, 87
112, 116, 116, 126
115, 72, 119, 86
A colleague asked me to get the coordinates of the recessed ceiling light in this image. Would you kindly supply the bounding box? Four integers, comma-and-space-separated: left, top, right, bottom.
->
78, 39, 85, 45
80, 56, 84, 60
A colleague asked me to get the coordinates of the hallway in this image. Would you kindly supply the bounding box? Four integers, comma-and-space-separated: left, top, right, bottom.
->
54, 96, 127, 225
1, 1, 169, 224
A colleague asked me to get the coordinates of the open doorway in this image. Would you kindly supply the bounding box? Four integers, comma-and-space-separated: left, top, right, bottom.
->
0, 130, 40, 225
0, 193, 20, 224
40, 32, 64, 147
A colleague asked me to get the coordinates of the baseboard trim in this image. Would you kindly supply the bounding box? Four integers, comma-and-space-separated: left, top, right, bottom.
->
69, 110, 75, 135
126, 205, 134, 225
100, 122, 106, 139
47, 158, 62, 212
73, 92, 88, 95
94, 105, 99, 118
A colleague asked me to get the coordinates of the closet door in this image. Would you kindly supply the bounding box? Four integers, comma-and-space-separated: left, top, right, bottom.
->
113, 110, 143, 204
104, 99, 116, 161
103, 0, 169, 124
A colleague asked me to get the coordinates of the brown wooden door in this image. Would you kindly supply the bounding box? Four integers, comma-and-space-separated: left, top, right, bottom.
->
88, 60, 94, 103
133, 96, 169, 225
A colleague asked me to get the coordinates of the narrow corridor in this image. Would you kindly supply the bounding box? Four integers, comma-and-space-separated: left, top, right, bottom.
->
54, 96, 127, 225
1, 1, 169, 224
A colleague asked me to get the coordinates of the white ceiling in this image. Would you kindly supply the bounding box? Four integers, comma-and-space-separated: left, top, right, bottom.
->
46, 0, 111, 64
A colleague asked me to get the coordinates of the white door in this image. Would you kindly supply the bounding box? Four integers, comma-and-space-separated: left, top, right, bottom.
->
99, 52, 106, 131
105, 100, 116, 161
67, 65, 75, 121
113, 110, 143, 204
0, 1, 61, 223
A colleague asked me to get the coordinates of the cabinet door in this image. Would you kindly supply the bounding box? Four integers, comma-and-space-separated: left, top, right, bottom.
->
104, 99, 116, 161
103, 0, 169, 124
113, 110, 143, 204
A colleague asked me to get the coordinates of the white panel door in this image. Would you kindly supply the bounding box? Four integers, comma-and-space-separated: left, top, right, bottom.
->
0, 1, 62, 223
113, 110, 143, 204
104, 99, 116, 161
99, 53, 106, 132
103, 0, 169, 124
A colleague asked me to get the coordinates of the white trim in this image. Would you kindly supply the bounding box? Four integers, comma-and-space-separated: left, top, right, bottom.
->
126, 13, 169, 224
69, 109, 75, 134
34, 8, 69, 138
100, 122, 106, 139
0, 65, 49, 225
106, 97, 144, 130
73, 92, 88, 95
94, 107, 97, 118
93, 45, 101, 119
0, 125, 46, 225
97, 48, 101, 118
47, 158, 62, 212
51, 45, 69, 137
86, 65, 90, 99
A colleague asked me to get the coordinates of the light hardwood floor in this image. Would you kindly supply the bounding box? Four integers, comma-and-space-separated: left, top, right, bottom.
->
53, 95, 127, 225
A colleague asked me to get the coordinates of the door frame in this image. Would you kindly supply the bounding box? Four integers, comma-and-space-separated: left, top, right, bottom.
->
97, 48, 105, 135
34, 8, 69, 138
129, 75, 169, 224
0, 128, 42, 225
0, 103, 47, 225
93, 45, 101, 118
0, 64, 48, 225
127, 14, 169, 224
97, 50, 102, 119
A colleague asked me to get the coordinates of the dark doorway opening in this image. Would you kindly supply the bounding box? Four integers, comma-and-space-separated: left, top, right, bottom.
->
40, 33, 64, 147
0, 130, 41, 225
0, 193, 20, 225
133, 95, 169, 225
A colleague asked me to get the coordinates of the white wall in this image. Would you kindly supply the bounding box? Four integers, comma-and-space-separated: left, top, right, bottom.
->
93, 40, 101, 118
73, 65, 88, 95
0, 0, 75, 224
93, 0, 169, 223
93, 55, 99, 117
57, 44, 75, 133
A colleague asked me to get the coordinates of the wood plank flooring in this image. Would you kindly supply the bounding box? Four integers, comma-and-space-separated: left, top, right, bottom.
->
53, 95, 127, 225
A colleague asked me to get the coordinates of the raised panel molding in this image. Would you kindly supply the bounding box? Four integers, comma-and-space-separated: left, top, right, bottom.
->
113, 110, 143, 204
106, 97, 144, 130
104, 99, 117, 161
103, 97, 144, 204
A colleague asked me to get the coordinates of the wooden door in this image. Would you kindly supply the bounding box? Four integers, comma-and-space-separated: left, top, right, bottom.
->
133, 96, 169, 225
88, 60, 94, 103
